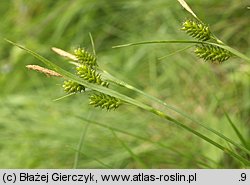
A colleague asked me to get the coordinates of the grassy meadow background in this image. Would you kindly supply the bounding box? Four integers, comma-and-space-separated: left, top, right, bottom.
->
0, 0, 249, 168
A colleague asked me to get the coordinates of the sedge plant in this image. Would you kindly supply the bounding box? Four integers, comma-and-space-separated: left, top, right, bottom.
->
6, 0, 250, 167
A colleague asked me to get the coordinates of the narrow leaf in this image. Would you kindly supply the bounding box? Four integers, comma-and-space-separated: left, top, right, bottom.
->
177, 0, 199, 20
224, 112, 248, 148
110, 129, 148, 168
113, 39, 250, 63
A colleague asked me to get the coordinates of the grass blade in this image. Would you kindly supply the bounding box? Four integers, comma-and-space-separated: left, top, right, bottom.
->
73, 122, 91, 169
177, 0, 200, 21
224, 112, 248, 149
71, 148, 112, 168
110, 129, 148, 168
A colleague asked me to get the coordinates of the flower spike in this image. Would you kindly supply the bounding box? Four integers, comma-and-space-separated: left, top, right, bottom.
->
194, 44, 232, 63
76, 65, 109, 87
89, 93, 122, 110
63, 80, 85, 93
181, 20, 211, 41
74, 48, 97, 68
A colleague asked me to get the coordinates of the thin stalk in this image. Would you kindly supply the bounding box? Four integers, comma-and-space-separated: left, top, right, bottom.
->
112, 40, 250, 63
112, 40, 202, 48
71, 147, 112, 168
89, 32, 96, 56
73, 123, 90, 168
158, 45, 194, 60
224, 112, 248, 148
110, 129, 148, 168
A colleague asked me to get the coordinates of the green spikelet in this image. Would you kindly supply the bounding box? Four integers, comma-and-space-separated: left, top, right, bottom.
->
74, 48, 97, 68
195, 44, 232, 63
181, 20, 211, 41
76, 65, 109, 87
61, 47, 121, 111
89, 93, 122, 110
63, 80, 85, 93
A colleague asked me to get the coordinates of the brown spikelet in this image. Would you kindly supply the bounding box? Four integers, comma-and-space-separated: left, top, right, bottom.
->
51, 47, 78, 61
26, 65, 62, 77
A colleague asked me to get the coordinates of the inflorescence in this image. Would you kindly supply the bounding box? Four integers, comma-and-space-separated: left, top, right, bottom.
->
181, 20, 232, 63
74, 48, 97, 68
63, 48, 121, 111
181, 20, 211, 41
195, 44, 232, 63
89, 93, 122, 110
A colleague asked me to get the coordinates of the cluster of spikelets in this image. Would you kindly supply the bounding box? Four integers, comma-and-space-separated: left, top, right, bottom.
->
181, 20, 232, 63
62, 48, 121, 111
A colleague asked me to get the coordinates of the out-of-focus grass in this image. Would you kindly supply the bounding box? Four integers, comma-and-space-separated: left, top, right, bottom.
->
0, 0, 249, 168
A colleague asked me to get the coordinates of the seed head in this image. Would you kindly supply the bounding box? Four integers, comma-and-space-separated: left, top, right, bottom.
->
76, 65, 109, 87
63, 80, 85, 94
89, 93, 122, 110
74, 48, 97, 68
181, 20, 211, 41
195, 44, 232, 63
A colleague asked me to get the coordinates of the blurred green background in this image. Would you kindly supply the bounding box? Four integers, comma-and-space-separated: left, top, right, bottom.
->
0, 0, 249, 168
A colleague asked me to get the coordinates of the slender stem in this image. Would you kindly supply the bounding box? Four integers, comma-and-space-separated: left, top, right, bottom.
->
112, 40, 202, 48
73, 122, 90, 168
112, 39, 250, 62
